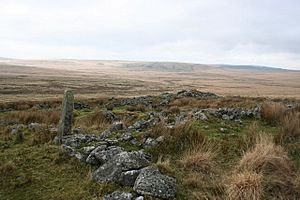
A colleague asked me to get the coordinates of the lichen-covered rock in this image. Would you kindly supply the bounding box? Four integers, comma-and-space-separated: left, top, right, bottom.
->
118, 169, 141, 186
92, 150, 150, 183
133, 166, 176, 199
58, 90, 74, 136
111, 121, 125, 131
92, 162, 123, 183
86, 145, 124, 165
103, 191, 133, 200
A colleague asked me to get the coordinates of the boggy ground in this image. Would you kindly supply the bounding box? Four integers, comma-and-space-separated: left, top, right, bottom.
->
0, 90, 300, 200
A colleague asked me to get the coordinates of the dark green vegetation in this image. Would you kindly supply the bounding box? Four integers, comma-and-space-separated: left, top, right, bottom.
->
1, 94, 300, 199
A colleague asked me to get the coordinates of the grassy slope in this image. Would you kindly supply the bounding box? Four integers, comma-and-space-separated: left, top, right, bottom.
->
1, 97, 299, 199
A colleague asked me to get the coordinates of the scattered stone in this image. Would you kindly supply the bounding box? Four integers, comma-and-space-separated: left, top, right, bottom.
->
111, 121, 125, 131
120, 132, 133, 141
118, 169, 141, 186
143, 138, 157, 148
74, 102, 89, 110
103, 191, 133, 200
195, 112, 208, 121
177, 89, 217, 98
129, 120, 149, 131
220, 128, 226, 133
28, 122, 42, 132
133, 166, 176, 199
156, 136, 165, 143
134, 197, 144, 200
86, 146, 124, 165
61, 144, 82, 160
92, 151, 150, 183
58, 90, 74, 136
104, 111, 119, 122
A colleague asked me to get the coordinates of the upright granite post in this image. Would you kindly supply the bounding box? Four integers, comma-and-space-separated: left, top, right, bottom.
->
58, 90, 74, 137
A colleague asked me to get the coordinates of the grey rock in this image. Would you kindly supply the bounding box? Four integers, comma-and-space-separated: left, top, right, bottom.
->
121, 132, 133, 141
103, 191, 133, 200
86, 145, 124, 165
92, 150, 150, 183
82, 146, 95, 155
177, 89, 217, 98
129, 120, 150, 131
99, 130, 113, 139
61, 144, 82, 160
118, 169, 141, 186
111, 121, 125, 131
28, 122, 42, 132
195, 112, 208, 120
58, 90, 74, 136
104, 111, 119, 122
144, 138, 157, 148
133, 166, 176, 199
156, 136, 165, 143
134, 197, 144, 200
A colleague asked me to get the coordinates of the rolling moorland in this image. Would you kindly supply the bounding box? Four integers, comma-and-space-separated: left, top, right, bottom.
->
0, 59, 300, 200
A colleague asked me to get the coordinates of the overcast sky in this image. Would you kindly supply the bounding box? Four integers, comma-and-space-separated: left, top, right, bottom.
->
0, 0, 300, 69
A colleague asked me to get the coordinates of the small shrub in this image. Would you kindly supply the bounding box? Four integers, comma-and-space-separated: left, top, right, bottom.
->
225, 171, 263, 200
260, 102, 286, 125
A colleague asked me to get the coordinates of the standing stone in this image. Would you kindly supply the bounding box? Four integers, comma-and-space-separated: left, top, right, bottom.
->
58, 90, 74, 136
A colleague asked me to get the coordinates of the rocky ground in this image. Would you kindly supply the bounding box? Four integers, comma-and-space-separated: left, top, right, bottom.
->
0, 90, 300, 200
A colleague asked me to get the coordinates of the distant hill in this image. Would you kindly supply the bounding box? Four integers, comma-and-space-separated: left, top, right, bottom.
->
216, 64, 288, 72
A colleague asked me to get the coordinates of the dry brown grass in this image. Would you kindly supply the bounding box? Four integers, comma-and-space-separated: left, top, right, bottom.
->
149, 121, 169, 138
182, 172, 202, 188
237, 135, 298, 198
275, 111, 300, 144
179, 142, 216, 174
169, 106, 180, 114
75, 109, 111, 129
126, 104, 146, 112
5, 110, 60, 125
225, 171, 263, 200
0, 125, 12, 141
155, 155, 174, 175
238, 122, 260, 152
30, 127, 57, 145
260, 102, 286, 125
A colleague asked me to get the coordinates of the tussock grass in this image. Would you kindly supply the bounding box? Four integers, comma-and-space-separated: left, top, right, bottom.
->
237, 134, 299, 198
5, 110, 60, 125
261, 102, 286, 125
238, 122, 260, 152
75, 109, 111, 129
182, 172, 202, 188
155, 155, 174, 175
169, 106, 180, 114
179, 142, 216, 174
225, 171, 263, 200
275, 111, 300, 144
30, 127, 57, 145
0, 125, 12, 141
